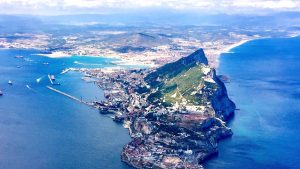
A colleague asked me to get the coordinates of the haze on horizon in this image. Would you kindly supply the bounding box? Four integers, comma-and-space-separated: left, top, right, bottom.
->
0, 0, 299, 15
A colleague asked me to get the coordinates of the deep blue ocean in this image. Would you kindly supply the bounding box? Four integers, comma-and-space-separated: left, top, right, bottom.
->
0, 49, 132, 169
204, 36, 300, 169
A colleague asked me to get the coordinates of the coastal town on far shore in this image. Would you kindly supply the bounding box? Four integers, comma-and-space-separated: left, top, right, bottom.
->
1, 24, 299, 68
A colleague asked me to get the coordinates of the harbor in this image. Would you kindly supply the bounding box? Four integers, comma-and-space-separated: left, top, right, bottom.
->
0, 49, 132, 169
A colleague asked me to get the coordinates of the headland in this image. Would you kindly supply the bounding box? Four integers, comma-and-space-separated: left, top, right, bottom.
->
74, 48, 235, 168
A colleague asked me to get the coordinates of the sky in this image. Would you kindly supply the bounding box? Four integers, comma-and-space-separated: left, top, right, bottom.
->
0, 0, 299, 15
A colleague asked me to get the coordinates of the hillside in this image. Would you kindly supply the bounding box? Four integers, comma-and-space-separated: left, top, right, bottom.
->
145, 48, 208, 86
93, 48, 236, 168
104, 32, 171, 48
145, 48, 235, 119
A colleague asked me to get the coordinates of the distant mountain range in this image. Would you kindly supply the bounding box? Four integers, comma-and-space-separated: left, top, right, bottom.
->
0, 12, 300, 34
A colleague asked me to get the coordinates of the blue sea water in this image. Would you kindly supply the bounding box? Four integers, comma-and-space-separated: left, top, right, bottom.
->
0, 49, 132, 169
204, 36, 300, 169
2, 36, 300, 169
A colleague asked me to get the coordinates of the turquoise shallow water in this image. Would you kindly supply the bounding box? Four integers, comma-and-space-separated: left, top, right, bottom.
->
0, 49, 131, 169
204, 36, 300, 169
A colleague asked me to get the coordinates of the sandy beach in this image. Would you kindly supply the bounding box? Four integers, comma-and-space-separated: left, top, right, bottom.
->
222, 39, 253, 53
210, 37, 262, 69
36, 51, 71, 58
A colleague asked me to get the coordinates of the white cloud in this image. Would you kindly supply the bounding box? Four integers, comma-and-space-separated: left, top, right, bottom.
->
232, 0, 298, 9
0, 0, 299, 14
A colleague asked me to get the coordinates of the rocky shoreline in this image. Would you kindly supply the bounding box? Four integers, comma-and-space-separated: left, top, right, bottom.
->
80, 48, 235, 168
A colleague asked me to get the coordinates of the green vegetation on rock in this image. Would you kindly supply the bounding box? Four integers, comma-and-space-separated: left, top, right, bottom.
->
145, 49, 218, 107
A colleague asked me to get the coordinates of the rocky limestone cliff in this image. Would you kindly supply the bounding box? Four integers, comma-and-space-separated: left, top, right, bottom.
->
121, 48, 235, 169
211, 69, 235, 120
181, 48, 208, 66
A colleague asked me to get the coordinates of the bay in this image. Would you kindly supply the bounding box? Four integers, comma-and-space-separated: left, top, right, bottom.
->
0, 49, 131, 169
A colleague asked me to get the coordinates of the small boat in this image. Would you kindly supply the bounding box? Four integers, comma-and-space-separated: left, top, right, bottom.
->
15, 55, 24, 59
0, 90, 3, 96
8, 80, 12, 85
36, 77, 42, 83
24, 58, 33, 62
50, 75, 55, 81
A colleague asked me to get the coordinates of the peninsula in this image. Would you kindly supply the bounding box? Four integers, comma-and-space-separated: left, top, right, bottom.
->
80, 48, 235, 168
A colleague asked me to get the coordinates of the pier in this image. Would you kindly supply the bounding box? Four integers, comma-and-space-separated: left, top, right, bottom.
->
48, 75, 53, 84
46, 86, 94, 106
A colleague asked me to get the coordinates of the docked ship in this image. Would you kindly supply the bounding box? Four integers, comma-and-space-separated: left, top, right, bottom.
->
50, 75, 55, 81
48, 74, 61, 85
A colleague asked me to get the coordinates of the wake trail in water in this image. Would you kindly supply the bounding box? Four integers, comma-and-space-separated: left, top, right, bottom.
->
26, 85, 37, 92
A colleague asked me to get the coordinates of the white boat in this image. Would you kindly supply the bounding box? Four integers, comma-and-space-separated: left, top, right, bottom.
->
0, 90, 3, 96
15, 55, 24, 59
48, 74, 60, 85
8, 80, 12, 85
50, 75, 55, 81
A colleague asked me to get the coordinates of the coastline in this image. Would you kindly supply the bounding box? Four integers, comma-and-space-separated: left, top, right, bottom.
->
36, 51, 158, 68
218, 34, 300, 55
213, 36, 267, 69
204, 34, 300, 169
35, 51, 72, 58
83, 49, 236, 168
222, 39, 254, 53
35, 39, 256, 69
0, 37, 269, 70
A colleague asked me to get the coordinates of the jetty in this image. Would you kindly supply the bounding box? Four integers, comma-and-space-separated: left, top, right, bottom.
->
61, 68, 70, 74
46, 86, 93, 106
48, 75, 54, 84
